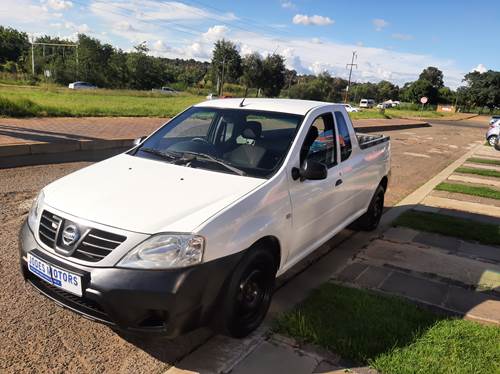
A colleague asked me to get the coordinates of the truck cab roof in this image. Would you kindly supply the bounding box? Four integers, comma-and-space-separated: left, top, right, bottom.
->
195, 98, 344, 116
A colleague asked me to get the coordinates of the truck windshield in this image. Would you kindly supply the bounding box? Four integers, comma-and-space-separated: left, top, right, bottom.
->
135, 107, 304, 178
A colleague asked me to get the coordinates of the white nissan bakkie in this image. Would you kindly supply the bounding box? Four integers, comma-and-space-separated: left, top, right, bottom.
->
20, 98, 390, 338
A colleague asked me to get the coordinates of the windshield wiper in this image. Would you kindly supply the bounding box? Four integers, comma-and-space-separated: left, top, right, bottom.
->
179, 151, 247, 176
140, 147, 180, 161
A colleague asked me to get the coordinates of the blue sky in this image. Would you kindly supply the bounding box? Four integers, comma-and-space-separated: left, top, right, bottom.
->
1, 0, 496, 88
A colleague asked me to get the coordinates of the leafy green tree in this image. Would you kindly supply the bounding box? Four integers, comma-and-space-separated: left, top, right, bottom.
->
0, 26, 29, 64
400, 79, 438, 104
419, 66, 444, 89
241, 52, 264, 92
376, 80, 399, 101
437, 87, 456, 104
261, 53, 286, 97
210, 39, 242, 89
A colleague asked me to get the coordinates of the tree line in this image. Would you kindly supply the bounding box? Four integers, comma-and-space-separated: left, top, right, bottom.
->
1, 25, 499, 111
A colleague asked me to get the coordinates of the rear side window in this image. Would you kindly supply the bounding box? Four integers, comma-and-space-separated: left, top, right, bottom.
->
334, 111, 352, 161
302, 113, 336, 168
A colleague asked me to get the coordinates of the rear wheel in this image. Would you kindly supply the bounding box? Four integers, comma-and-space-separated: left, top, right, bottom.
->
353, 185, 385, 231
220, 248, 276, 338
488, 135, 498, 147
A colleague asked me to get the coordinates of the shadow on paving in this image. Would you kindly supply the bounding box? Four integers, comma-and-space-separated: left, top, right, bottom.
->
0, 124, 101, 143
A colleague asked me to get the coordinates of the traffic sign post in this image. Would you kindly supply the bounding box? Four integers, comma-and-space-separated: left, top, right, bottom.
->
420, 96, 428, 110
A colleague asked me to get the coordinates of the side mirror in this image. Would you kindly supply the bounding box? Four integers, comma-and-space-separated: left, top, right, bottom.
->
292, 160, 328, 181
133, 136, 147, 146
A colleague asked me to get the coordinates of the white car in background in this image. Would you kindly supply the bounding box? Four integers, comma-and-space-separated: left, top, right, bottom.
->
343, 104, 360, 113
68, 81, 97, 90
487, 119, 500, 146
359, 99, 375, 108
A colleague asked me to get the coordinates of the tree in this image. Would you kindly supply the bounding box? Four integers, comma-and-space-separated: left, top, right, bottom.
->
376, 80, 399, 101
419, 66, 444, 89
261, 53, 286, 97
458, 70, 500, 111
0, 26, 29, 64
400, 79, 438, 104
210, 39, 242, 91
241, 52, 264, 92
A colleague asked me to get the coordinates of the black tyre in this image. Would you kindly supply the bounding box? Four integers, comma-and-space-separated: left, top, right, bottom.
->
220, 248, 277, 338
353, 185, 385, 231
488, 135, 498, 147
495, 136, 500, 151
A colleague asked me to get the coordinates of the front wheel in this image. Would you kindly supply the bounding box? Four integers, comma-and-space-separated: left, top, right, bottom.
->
353, 185, 385, 231
219, 248, 277, 338
488, 135, 498, 147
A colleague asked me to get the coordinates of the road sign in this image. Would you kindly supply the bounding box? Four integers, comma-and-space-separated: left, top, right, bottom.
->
420, 96, 428, 104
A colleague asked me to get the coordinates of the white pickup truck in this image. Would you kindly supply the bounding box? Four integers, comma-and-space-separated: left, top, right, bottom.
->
19, 99, 390, 338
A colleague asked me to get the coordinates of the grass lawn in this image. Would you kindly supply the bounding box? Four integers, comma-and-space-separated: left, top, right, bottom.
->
393, 210, 500, 246
0, 85, 203, 117
349, 108, 455, 121
275, 283, 500, 373
436, 182, 500, 200
468, 157, 500, 166
456, 166, 500, 179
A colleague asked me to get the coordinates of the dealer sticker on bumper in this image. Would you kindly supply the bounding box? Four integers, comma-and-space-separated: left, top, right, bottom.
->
27, 253, 83, 296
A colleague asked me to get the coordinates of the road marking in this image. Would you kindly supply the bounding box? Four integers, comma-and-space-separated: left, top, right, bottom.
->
403, 152, 431, 158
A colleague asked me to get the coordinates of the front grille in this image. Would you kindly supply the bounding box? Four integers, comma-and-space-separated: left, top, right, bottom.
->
39, 211, 61, 248
73, 229, 126, 262
38, 210, 127, 262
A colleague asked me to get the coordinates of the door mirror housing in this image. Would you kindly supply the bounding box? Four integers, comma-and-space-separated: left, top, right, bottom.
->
133, 136, 147, 146
292, 160, 328, 181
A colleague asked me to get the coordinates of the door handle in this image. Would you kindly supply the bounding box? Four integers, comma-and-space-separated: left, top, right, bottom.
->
335, 179, 343, 187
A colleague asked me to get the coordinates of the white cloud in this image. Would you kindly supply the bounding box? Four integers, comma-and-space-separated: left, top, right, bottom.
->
281, 1, 296, 9
46, 0, 73, 11
373, 18, 389, 31
201, 25, 229, 42
64, 22, 90, 33
293, 14, 334, 26
311, 37, 322, 44
392, 33, 413, 41
472, 64, 487, 73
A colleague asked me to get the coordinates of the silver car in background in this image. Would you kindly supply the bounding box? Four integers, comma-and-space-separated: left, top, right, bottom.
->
487, 119, 500, 146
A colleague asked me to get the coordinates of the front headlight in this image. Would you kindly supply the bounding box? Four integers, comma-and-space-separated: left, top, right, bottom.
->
117, 234, 205, 269
28, 191, 45, 231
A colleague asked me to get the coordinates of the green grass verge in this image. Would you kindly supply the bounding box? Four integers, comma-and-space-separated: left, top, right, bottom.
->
394, 210, 500, 246
275, 283, 500, 373
456, 167, 500, 179
436, 182, 500, 200
349, 108, 455, 121
0, 85, 203, 117
468, 157, 500, 166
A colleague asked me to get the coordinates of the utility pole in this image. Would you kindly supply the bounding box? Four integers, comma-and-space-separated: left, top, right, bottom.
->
344, 51, 357, 103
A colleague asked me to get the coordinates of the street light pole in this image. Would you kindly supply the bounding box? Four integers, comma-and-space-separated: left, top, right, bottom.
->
344, 51, 357, 103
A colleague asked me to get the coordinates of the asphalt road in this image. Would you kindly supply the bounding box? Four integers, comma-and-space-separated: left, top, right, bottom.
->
0, 118, 487, 373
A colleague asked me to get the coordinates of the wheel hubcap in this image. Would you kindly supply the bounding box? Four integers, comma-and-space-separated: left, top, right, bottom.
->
236, 269, 267, 319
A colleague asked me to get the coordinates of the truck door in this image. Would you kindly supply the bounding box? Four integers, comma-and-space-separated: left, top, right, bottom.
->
287, 112, 344, 262
333, 110, 370, 220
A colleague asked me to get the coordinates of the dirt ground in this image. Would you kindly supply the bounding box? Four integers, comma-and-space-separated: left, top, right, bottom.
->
0, 118, 487, 373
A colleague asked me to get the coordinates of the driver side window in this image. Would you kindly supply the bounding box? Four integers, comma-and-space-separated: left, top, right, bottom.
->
301, 113, 337, 168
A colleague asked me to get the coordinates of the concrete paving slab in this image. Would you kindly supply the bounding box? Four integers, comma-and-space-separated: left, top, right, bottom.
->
426, 206, 500, 225
380, 271, 449, 305
421, 195, 500, 218
413, 231, 462, 252
444, 285, 500, 315
382, 227, 420, 243
448, 174, 500, 188
355, 266, 392, 289
462, 162, 500, 172
459, 241, 500, 263
230, 341, 319, 374
359, 240, 500, 290
430, 190, 500, 208
336, 262, 369, 283
465, 299, 500, 324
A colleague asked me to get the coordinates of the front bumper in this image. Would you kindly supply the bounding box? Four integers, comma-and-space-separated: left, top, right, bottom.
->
19, 220, 242, 337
